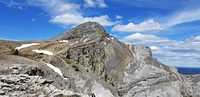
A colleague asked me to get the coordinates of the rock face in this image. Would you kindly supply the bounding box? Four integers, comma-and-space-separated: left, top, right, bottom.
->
0, 22, 197, 97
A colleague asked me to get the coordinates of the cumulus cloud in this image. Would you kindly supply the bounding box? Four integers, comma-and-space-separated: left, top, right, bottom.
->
112, 19, 162, 32
27, 0, 113, 26
124, 33, 162, 42
84, 0, 107, 8
123, 33, 173, 46
50, 14, 114, 26
112, 8, 200, 33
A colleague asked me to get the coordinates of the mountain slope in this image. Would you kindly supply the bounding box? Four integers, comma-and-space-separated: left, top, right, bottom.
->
0, 22, 195, 97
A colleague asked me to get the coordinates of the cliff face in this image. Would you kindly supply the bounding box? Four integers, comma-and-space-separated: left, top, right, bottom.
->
0, 22, 195, 97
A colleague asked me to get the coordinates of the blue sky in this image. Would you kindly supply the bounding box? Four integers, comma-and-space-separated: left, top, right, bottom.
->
0, 0, 200, 67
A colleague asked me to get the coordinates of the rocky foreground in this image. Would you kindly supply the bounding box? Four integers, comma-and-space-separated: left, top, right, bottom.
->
0, 22, 199, 97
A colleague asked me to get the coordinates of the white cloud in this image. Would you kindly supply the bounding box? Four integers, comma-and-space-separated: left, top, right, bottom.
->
123, 33, 178, 52
0, 0, 24, 10
27, 0, 113, 26
162, 37, 200, 67
153, 40, 200, 67
193, 36, 200, 40
153, 49, 200, 67
50, 14, 114, 26
116, 15, 123, 19
124, 33, 161, 42
112, 19, 162, 32
122, 33, 200, 67
189, 35, 200, 41
84, 0, 107, 8
50, 14, 83, 25
165, 8, 200, 28
28, 0, 79, 12
123, 33, 171, 45
112, 8, 200, 33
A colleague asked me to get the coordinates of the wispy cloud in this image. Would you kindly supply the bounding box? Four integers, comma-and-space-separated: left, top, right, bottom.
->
0, 0, 26, 10
3, 0, 114, 26
154, 41, 200, 67
84, 0, 107, 8
27, 0, 80, 15
112, 0, 188, 10
28, 0, 114, 26
164, 8, 200, 28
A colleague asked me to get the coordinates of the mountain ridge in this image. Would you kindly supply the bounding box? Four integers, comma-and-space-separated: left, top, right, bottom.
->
0, 22, 198, 97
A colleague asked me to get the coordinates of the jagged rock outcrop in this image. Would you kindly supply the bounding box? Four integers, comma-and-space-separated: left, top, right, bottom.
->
0, 22, 196, 97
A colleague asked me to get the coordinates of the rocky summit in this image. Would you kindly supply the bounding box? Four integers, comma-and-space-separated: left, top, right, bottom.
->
0, 22, 198, 97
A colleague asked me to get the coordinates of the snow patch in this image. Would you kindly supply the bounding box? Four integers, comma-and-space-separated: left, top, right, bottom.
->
64, 90, 74, 95
15, 43, 40, 50
62, 90, 89, 97
83, 38, 88, 43
46, 63, 69, 80
59, 40, 69, 43
107, 37, 111, 40
92, 81, 114, 97
107, 37, 114, 41
46, 63, 63, 77
32, 49, 54, 55
75, 41, 79, 44
103, 42, 107, 45
150, 46, 160, 51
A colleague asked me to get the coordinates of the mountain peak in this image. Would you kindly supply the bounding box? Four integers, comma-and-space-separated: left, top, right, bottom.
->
76, 22, 105, 31
0, 22, 196, 97
57, 22, 108, 41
